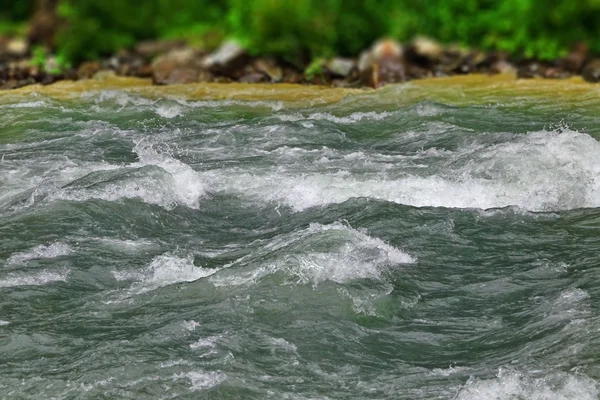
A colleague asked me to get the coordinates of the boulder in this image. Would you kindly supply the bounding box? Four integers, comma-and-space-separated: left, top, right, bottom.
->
359, 39, 405, 88
405, 36, 443, 67
489, 60, 516, 75
582, 59, 600, 83
254, 58, 283, 82
562, 42, 588, 74
517, 61, 546, 79
151, 48, 208, 85
326, 57, 355, 78
6, 38, 29, 58
77, 61, 100, 79
201, 40, 250, 77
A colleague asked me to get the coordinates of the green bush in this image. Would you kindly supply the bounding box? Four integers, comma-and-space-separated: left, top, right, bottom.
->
11, 0, 598, 64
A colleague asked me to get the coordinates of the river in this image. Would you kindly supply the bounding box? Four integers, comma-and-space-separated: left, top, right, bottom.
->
1, 76, 599, 399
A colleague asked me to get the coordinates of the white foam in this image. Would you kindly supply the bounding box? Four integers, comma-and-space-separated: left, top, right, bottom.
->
133, 142, 205, 209
189, 336, 220, 351
182, 320, 200, 331
455, 369, 599, 400
94, 238, 157, 251
203, 128, 600, 211
211, 222, 414, 287
0, 269, 69, 288
0, 320, 9, 326
277, 110, 394, 124
429, 365, 468, 377
6, 242, 72, 265
128, 253, 219, 294
155, 104, 184, 119
267, 337, 297, 353
173, 370, 226, 391
46, 142, 205, 209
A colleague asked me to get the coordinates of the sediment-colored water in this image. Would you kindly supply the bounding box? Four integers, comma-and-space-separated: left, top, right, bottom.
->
1, 76, 599, 399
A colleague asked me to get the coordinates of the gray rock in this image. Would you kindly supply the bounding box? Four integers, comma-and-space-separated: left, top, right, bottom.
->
201, 40, 249, 76
326, 58, 355, 77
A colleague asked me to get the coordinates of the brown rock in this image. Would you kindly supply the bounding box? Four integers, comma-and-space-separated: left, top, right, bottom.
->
152, 59, 205, 85
239, 73, 267, 83
151, 48, 208, 85
582, 59, 600, 83
1, 79, 19, 90
517, 61, 546, 79
543, 67, 570, 79
133, 64, 153, 78
489, 60, 516, 75
77, 61, 100, 79
359, 39, 405, 88
562, 42, 588, 74
254, 58, 283, 82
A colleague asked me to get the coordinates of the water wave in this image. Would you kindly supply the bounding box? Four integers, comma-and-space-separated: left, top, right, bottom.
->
211, 222, 414, 287
455, 368, 599, 400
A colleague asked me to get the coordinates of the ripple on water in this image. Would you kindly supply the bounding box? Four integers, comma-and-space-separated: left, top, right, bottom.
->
210, 222, 414, 287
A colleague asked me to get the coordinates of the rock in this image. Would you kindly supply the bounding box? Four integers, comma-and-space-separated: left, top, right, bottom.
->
582, 59, 600, 83
1, 79, 19, 90
135, 40, 186, 58
133, 64, 154, 78
517, 61, 546, 79
201, 40, 249, 77
254, 59, 283, 82
0, 61, 8, 80
77, 61, 100, 79
543, 67, 570, 79
162, 66, 199, 84
406, 36, 443, 66
359, 39, 405, 88
489, 60, 516, 75
282, 68, 304, 84
152, 59, 209, 85
326, 57, 355, 78
93, 70, 117, 81
239, 72, 267, 83
562, 42, 588, 73
151, 48, 208, 85
6, 38, 29, 58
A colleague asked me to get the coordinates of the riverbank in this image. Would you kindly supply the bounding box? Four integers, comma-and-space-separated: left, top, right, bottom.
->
2, 74, 598, 110
2, 37, 600, 92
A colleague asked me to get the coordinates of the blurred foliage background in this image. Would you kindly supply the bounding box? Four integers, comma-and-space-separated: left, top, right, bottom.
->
2, 0, 600, 63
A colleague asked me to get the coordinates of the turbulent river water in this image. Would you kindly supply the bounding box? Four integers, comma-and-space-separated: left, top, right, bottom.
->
1, 77, 600, 399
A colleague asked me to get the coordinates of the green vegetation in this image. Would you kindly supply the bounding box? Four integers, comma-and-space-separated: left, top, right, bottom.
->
3, 0, 600, 63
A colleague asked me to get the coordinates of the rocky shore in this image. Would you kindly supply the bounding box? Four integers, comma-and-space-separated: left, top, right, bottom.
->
1, 36, 600, 90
